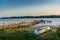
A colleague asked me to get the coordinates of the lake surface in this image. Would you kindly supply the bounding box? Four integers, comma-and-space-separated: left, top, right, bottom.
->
0, 18, 60, 27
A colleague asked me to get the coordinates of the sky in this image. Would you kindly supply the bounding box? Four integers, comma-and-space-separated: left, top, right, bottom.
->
0, 0, 60, 17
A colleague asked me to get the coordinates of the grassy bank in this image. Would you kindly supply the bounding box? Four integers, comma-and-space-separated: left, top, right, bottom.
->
0, 26, 60, 40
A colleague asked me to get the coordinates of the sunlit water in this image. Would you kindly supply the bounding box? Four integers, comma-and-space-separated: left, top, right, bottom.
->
0, 18, 60, 27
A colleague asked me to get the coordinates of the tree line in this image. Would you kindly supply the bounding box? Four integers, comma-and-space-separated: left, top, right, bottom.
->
1, 15, 60, 19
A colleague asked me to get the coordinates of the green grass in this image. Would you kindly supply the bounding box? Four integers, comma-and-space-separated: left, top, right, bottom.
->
0, 26, 60, 40
5, 27, 37, 33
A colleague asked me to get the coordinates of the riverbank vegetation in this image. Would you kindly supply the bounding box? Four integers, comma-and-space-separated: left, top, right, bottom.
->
0, 26, 60, 40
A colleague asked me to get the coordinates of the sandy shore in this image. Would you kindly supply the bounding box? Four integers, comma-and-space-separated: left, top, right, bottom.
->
0, 20, 41, 29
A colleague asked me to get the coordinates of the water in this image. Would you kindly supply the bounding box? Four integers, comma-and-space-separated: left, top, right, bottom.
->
0, 18, 60, 27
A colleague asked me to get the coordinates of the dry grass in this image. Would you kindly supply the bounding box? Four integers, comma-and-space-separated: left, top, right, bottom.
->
5, 27, 37, 33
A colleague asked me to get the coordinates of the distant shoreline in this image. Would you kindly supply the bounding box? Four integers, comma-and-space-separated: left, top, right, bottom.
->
0, 18, 60, 19
1, 15, 60, 19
